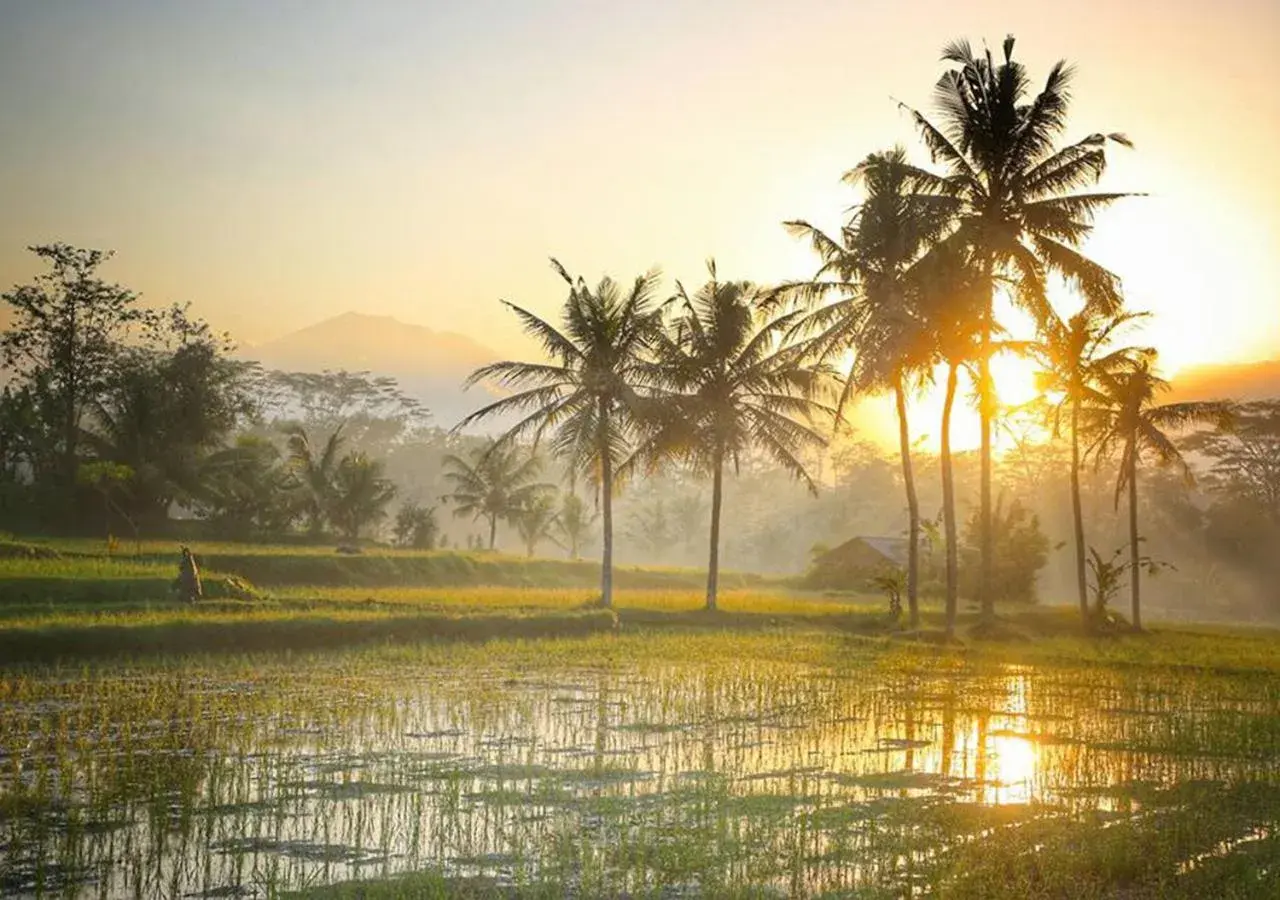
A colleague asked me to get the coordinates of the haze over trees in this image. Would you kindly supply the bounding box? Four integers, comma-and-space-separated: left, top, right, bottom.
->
0, 35, 1266, 626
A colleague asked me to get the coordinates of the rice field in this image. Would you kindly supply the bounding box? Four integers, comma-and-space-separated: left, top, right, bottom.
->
2, 632, 1280, 898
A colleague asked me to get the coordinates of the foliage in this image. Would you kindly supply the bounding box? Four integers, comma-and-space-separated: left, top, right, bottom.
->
329, 451, 397, 541
514, 492, 559, 558
284, 424, 347, 535
1086, 543, 1173, 622
442, 442, 549, 551
553, 492, 597, 560
460, 259, 663, 607
393, 501, 439, 550
960, 496, 1052, 603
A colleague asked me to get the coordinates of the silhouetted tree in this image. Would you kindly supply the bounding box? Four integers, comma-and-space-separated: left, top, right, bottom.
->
634, 262, 831, 610
329, 451, 397, 541
284, 424, 346, 536
1085, 359, 1232, 629
1034, 308, 1151, 626
460, 260, 662, 606
441, 441, 548, 551
904, 36, 1134, 618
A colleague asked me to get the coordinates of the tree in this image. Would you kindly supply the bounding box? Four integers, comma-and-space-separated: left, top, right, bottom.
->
553, 491, 597, 560
904, 36, 1135, 618
777, 149, 954, 627
1034, 308, 1151, 626
460, 260, 662, 606
329, 451, 397, 541
441, 441, 548, 551
76, 460, 137, 550
196, 436, 299, 538
284, 424, 346, 536
1085, 359, 1232, 629
1, 244, 152, 494
634, 261, 831, 610
393, 501, 439, 550
86, 311, 256, 525
959, 495, 1052, 605
514, 492, 558, 558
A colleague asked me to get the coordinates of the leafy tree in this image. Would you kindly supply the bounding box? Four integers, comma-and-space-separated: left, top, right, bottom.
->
778, 148, 953, 627
1, 244, 152, 493
196, 436, 299, 538
1034, 308, 1151, 626
460, 260, 662, 606
1190, 400, 1280, 521
441, 441, 548, 551
329, 451, 397, 541
514, 492, 558, 558
86, 314, 256, 524
76, 460, 137, 549
1084, 359, 1232, 629
393, 501, 439, 549
284, 424, 346, 536
904, 36, 1134, 618
634, 262, 830, 610
959, 495, 1052, 604
553, 491, 597, 560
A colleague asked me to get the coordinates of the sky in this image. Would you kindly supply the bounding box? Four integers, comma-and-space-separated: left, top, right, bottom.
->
0, 0, 1277, 384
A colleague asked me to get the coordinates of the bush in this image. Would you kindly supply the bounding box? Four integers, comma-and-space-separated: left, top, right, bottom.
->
959, 497, 1052, 604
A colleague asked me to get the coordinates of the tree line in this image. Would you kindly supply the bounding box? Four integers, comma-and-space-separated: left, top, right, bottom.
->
457, 36, 1237, 632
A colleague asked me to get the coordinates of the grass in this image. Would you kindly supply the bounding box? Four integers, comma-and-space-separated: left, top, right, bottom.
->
2, 537, 1280, 896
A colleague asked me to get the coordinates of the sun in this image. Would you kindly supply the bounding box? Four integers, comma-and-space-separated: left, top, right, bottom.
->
989, 354, 1043, 409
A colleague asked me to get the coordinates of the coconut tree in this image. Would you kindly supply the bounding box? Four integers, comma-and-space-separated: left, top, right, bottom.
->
514, 492, 559, 558
553, 490, 597, 560
903, 35, 1136, 618
1085, 359, 1232, 630
631, 261, 832, 610
329, 451, 397, 542
776, 148, 955, 628
459, 261, 662, 607
283, 423, 346, 536
1034, 308, 1152, 626
441, 441, 548, 551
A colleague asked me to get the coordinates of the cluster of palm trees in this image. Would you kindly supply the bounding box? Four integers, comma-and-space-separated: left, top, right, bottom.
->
460, 36, 1232, 631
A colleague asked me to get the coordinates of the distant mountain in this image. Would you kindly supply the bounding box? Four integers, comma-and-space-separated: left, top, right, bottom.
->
241, 312, 503, 428
1168, 359, 1280, 403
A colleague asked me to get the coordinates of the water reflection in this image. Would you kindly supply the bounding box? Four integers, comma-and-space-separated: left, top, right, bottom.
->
2, 658, 1278, 897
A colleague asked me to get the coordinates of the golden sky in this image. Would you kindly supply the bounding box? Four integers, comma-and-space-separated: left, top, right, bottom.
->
1, 0, 1277, 381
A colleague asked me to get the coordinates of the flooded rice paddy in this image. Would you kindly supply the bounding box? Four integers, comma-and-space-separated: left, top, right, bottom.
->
2, 635, 1279, 898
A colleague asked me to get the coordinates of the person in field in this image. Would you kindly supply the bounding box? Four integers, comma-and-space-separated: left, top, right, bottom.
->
176, 546, 203, 603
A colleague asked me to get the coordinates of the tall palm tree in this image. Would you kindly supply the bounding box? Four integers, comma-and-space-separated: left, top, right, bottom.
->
777, 148, 955, 628
904, 35, 1135, 618
459, 261, 662, 607
913, 247, 985, 637
632, 261, 832, 610
1035, 308, 1152, 626
1085, 359, 1232, 630
283, 423, 346, 536
441, 441, 548, 551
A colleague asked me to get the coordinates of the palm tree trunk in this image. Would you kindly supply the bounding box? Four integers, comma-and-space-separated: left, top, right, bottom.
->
978, 258, 995, 621
1070, 398, 1089, 626
599, 399, 614, 610
488, 514, 497, 551
941, 362, 959, 639
706, 445, 724, 612
894, 379, 920, 629
978, 336, 994, 621
1128, 450, 1141, 631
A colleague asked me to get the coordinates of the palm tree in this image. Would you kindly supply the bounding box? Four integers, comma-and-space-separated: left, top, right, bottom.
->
1035, 308, 1152, 626
634, 261, 832, 610
329, 451, 397, 541
459, 260, 662, 607
514, 492, 559, 558
914, 247, 985, 637
553, 490, 597, 560
441, 441, 548, 551
904, 35, 1135, 618
283, 424, 346, 537
1085, 358, 1232, 630
777, 148, 954, 628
